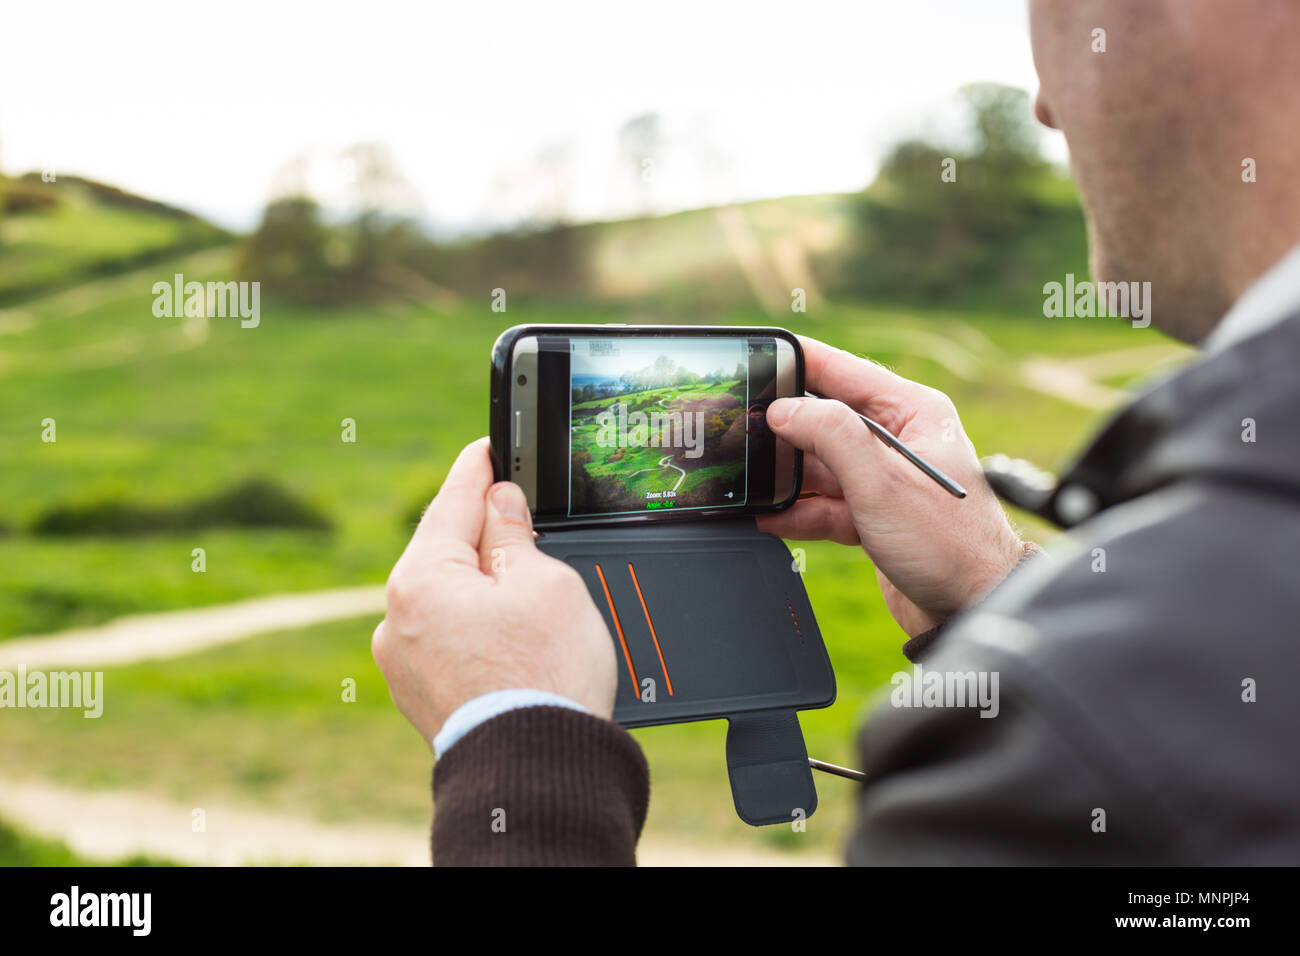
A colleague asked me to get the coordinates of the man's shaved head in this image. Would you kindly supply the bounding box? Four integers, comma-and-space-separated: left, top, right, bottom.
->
1029, 0, 1300, 342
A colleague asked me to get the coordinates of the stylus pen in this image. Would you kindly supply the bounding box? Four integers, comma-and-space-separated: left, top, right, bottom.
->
802, 392, 967, 499
808, 757, 868, 783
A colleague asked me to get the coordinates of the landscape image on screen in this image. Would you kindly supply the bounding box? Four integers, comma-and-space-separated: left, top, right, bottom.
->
568, 337, 749, 516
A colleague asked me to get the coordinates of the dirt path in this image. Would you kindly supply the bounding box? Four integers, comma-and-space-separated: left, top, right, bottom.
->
0, 586, 386, 669
713, 205, 791, 317
1019, 343, 1190, 411
1018, 357, 1129, 411
628, 454, 687, 493
0, 778, 833, 867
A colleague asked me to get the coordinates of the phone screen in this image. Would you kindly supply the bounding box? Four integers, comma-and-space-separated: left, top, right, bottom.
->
509, 330, 799, 522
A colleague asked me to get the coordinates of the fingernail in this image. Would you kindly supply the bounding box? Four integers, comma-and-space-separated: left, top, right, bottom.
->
766, 397, 803, 428
490, 482, 531, 525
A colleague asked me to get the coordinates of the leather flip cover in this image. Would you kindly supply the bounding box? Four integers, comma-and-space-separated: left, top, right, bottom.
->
538, 517, 836, 826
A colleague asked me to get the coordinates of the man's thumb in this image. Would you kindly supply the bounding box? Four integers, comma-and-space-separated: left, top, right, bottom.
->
480, 481, 536, 572
766, 396, 883, 481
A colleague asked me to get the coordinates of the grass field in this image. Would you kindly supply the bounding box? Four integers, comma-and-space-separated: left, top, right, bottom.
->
0, 190, 1190, 862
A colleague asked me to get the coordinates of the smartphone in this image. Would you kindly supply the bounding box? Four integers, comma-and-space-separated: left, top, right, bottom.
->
490, 325, 803, 527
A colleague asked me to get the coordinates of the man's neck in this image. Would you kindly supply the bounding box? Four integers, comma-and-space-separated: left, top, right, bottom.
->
1206, 243, 1300, 352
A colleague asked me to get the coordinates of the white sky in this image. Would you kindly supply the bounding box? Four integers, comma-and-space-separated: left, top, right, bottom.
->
0, 0, 1062, 233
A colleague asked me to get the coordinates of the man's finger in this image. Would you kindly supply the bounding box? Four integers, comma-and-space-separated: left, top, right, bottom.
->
798, 451, 844, 498
766, 396, 897, 502
478, 481, 538, 574
799, 336, 923, 429
756, 495, 861, 545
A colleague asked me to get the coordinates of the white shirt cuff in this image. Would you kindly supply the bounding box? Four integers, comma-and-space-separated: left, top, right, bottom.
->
433, 689, 590, 758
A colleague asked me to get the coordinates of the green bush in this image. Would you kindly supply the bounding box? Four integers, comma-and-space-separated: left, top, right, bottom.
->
835, 84, 1090, 313
186, 479, 332, 532
1, 178, 61, 214
30, 478, 333, 537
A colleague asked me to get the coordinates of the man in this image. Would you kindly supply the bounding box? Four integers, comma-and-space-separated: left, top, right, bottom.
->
373, 0, 1300, 865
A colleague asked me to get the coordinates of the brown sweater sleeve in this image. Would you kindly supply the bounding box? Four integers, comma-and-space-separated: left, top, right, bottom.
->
431, 705, 650, 866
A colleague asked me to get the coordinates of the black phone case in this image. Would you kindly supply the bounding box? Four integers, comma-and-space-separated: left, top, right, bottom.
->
490, 325, 834, 826
539, 518, 836, 826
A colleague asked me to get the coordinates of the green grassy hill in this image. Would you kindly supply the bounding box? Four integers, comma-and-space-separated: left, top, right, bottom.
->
0, 173, 229, 305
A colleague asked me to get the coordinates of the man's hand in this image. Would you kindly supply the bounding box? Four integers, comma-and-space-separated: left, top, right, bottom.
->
757, 338, 1027, 636
372, 438, 616, 744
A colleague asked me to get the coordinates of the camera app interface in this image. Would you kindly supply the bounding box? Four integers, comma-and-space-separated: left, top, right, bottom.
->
567, 335, 779, 517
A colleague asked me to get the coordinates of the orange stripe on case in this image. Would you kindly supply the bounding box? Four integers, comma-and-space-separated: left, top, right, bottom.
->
627, 562, 674, 696
595, 563, 639, 691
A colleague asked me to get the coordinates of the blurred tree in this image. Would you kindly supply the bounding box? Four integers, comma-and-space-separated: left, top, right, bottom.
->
420, 142, 591, 302
838, 83, 1084, 312
266, 153, 312, 201
240, 146, 433, 305
0, 136, 6, 249
237, 195, 339, 304
965, 83, 1046, 176
528, 142, 575, 227
342, 142, 424, 278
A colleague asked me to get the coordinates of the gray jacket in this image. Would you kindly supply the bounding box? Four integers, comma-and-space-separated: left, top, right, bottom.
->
849, 310, 1300, 865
